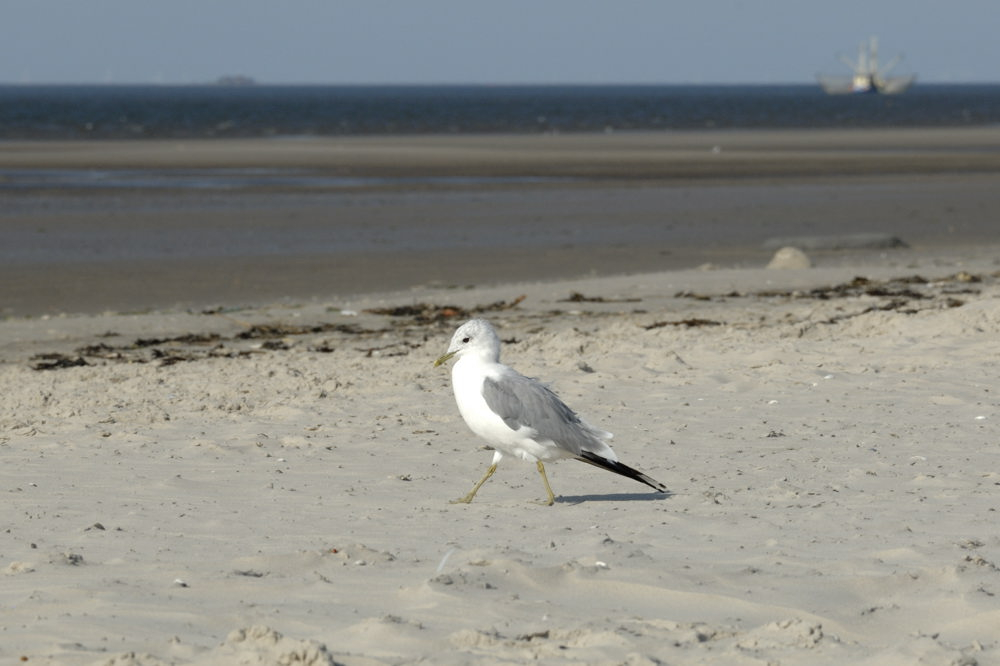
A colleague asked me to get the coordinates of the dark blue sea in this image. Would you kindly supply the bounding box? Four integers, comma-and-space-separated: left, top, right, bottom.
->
1, 84, 999, 139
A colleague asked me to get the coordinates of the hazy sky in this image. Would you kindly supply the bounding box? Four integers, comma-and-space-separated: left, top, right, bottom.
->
2, 1, 996, 84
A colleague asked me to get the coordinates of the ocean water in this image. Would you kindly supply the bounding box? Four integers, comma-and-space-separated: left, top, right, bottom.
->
1, 84, 999, 139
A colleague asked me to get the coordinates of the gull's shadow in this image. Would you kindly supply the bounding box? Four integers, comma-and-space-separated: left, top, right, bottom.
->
556, 490, 674, 504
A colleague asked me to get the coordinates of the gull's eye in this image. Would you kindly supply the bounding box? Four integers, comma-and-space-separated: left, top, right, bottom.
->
462, 336, 470, 343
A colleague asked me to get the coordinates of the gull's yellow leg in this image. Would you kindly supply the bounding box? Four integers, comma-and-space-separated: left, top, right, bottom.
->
451, 463, 497, 504
536, 461, 556, 506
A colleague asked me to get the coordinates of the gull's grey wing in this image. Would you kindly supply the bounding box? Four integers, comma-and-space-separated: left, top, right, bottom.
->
482, 372, 590, 454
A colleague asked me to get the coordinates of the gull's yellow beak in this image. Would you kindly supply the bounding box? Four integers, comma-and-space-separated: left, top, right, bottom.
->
434, 351, 456, 367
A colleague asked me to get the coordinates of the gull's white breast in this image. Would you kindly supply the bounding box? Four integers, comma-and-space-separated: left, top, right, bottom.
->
451, 358, 551, 461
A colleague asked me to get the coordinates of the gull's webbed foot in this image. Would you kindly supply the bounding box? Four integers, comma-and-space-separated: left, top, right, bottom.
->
450, 463, 497, 505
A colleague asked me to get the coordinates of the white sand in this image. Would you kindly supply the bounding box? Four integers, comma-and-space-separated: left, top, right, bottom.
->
2, 256, 999, 665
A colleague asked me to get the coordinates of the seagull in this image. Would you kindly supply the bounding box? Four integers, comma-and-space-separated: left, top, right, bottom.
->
434, 318, 667, 505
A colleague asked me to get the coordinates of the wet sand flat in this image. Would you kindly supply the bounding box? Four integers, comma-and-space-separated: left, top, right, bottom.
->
4, 127, 1000, 178
3, 128, 1000, 317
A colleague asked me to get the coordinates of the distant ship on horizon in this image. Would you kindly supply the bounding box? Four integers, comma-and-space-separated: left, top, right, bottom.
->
817, 36, 915, 95
215, 75, 257, 86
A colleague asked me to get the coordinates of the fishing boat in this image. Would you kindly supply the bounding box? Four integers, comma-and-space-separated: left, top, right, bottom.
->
817, 36, 915, 94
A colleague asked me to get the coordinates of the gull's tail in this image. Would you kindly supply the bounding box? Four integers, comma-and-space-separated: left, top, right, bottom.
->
575, 451, 668, 493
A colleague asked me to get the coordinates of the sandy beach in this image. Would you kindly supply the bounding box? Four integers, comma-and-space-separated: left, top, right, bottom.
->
3, 260, 1000, 665
3, 129, 1000, 664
